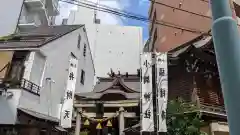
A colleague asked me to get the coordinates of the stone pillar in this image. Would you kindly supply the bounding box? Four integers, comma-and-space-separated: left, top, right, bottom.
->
75, 109, 81, 135
210, 123, 215, 135
118, 107, 125, 135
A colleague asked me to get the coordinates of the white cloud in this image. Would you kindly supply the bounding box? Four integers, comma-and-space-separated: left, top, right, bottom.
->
138, 0, 148, 6
56, 0, 130, 25
55, 1, 77, 25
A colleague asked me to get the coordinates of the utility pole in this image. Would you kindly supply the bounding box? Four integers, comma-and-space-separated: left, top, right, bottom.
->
151, 53, 158, 135
211, 0, 240, 135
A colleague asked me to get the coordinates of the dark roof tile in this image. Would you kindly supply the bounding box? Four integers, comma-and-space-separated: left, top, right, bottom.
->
0, 25, 84, 49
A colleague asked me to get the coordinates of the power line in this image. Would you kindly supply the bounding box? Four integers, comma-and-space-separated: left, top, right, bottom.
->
66, 0, 207, 34
60, 0, 209, 35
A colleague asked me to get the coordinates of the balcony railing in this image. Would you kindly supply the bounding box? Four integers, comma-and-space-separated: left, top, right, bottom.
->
0, 78, 41, 96
20, 78, 41, 96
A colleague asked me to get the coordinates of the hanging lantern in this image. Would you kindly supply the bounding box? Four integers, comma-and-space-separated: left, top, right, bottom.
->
106, 120, 112, 127
96, 123, 102, 129
84, 119, 90, 126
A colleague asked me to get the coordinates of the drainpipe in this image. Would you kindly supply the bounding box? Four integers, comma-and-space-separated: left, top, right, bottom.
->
210, 0, 240, 135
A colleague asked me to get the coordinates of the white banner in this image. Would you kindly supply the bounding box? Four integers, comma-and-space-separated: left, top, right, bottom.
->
156, 52, 168, 132
141, 52, 154, 132
60, 56, 78, 128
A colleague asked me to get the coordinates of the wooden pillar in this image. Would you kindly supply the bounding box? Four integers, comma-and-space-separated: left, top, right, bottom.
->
119, 107, 125, 135
75, 109, 81, 135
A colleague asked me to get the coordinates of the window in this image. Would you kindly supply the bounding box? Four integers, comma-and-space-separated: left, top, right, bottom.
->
95, 18, 101, 24
83, 44, 86, 57
77, 34, 81, 49
80, 70, 85, 84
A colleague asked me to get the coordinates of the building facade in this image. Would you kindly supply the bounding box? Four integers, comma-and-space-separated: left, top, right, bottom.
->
148, 0, 240, 52
0, 0, 59, 37
18, 0, 60, 29
67, 5, 143, 79
0, 25, 95, 134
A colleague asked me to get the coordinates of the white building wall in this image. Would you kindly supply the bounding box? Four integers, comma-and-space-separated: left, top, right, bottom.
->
68, 8, 143, 78
0, 90, 22, 124
0, 0, 24, 37
16, 27, 94, 119
2, 0, 59, 34
93, 25, 142, 77
25, 27, 94, 118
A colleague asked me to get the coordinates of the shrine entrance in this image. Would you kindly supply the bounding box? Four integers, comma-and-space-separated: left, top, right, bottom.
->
81, 117, 119, 135
73, 74, 140, 135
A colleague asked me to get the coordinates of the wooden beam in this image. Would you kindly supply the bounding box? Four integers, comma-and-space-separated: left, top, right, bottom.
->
74, 100, 138, 104
74, 103, 138, 108
75, 112, 136, 118
74, 100, 139, 108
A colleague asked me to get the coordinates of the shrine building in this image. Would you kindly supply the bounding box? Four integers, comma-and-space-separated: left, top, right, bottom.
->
72, 34, 229, 135
73, 71, 140, 135
168, 34, 228, 135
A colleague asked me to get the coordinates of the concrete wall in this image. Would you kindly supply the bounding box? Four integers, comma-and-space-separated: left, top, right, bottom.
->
0, 0, 24, 36
18, 0, 58, 27
19, 4, 42, 25
0, 89, 22, 124
68, 10, 143, 78
92, 25, 142, 78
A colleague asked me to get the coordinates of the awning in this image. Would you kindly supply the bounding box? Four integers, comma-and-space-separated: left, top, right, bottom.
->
18, 108, 59, 123
54, 126, 67, 132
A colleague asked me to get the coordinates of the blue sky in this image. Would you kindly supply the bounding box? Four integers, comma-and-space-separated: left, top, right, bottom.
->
57, 0, 150, 41
121, 0, 150, 41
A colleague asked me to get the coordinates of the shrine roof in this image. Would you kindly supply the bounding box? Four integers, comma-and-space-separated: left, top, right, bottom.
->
93, 74, 140, 93
168, 34, 213, 58
167, 34, 225, 116
75, 74, 140, 100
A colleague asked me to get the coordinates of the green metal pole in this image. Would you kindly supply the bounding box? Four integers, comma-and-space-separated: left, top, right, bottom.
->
211, 0, 240, 135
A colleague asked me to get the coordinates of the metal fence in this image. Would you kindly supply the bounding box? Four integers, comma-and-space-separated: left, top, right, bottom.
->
20, 78, 41, 96
0, 78, 41, 96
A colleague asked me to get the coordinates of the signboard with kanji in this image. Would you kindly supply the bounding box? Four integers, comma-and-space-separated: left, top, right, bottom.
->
156, 52, 168, 132
60, 55, 78, 128
141, 52, 154, 132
